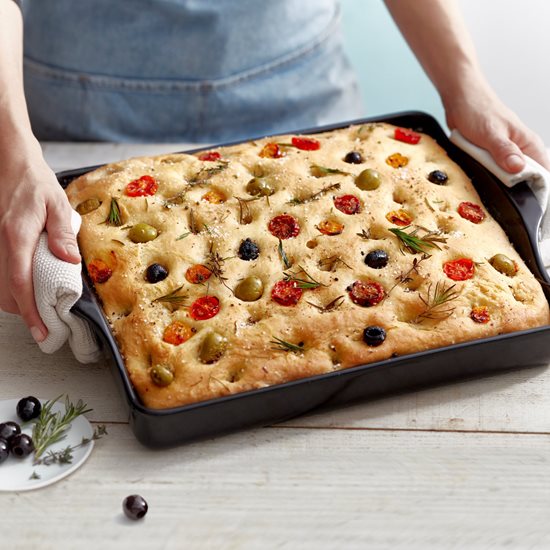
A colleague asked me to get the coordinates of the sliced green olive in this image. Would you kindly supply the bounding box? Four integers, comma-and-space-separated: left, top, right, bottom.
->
199, 332, 228, 364
246, 177, 276, 197
129, 223, 158, 243
355, 168, 382, 191
76, 197, 102, 215
489, 254, 518, 277
234, 276, 264, 302
149, 364, 174, 387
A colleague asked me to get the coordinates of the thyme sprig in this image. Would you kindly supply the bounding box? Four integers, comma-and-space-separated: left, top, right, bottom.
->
33, 425, 107, 466
288, 182, 341, 205
32, 396, 93, 460
283, 265, 326, 289
104, 197, 122, 226
152, 285, 187, 307
310, 165, 350, 177
388, 254, 430, 294
307, 295, 345, 313
270, 336, 305, 353
414, 281, 460, 323
389, 225, 447, 255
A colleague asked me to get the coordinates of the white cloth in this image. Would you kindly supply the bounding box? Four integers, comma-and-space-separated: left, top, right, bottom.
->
450, 130, 550, 272
32, 209, 101, 363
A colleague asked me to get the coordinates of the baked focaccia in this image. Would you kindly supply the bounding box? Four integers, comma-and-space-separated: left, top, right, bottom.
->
65, 123, 550, 409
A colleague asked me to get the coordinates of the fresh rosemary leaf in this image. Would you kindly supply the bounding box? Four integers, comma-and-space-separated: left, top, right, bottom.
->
288, 182, 341, 205
283, 266, 326, 289
105, 197, 122, 226
270, 336, 305, 353
307, 295, 345, 313
414, 281, 460, 323
310, 165, 350, 177
176, 232, 191, 240
152, 285, 187, 307
278, 239, 292, 269
190, 161, 229, 183
389, 225, 447, 255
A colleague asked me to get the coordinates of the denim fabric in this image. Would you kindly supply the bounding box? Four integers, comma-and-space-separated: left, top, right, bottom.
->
20, 0, 364, 142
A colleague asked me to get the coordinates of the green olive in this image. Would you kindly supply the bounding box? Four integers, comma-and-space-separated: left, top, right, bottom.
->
246, 177, 275, 197
76, 197, 102, 215
129, 223, 158, 243
234, 276, 264, 302
149, 364, 174, 387
489, 254, 517, 277
199, 332, 228, 364
355, 168, 382, 191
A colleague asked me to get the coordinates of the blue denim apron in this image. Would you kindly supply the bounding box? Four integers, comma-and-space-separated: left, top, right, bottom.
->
20, 0, 363, 143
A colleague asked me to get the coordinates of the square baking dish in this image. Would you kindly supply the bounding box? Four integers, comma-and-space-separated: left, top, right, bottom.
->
57, 111, 550, 447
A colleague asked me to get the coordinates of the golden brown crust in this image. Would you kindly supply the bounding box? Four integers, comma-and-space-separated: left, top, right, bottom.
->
65, 123, 550, 409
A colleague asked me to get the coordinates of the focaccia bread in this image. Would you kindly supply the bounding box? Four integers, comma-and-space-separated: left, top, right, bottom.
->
65, 123, 550, 409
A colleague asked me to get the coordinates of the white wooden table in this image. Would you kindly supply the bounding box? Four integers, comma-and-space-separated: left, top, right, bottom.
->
2, 143, 550, 549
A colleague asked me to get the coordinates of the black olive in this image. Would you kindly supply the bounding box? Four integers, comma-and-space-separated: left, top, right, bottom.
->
0, 421, 20, 444
10, 433, 34, 458
344, 151, 363, 164
238, 238, 260, 261
363, 326, 386, 347
427, 170, 448, 185
145, 263, 169, 284
123, 495, 148, 520
364, 249, 389, 269
0, 438, 9, 464
16, 396, 42, 422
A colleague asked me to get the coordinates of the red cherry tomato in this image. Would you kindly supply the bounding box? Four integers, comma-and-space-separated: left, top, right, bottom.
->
386, 209, 413, 226
87, 259, 113, 284
163, 321, 195, 345
291, 136, 321, 151
347, 280, 385, 307
458, 201, 485, 224
317, 219, 344, 236
443, 258, 475, 281
271, 280, 303, 306
189, 296, 220, 320
268, 214, 300, 239
470, 306, 490, 324
125, 175, 158, 197
334, 194, 361, 215
259, 143, 284, 158
394, 127, 421, 144
198, 151, 221, 161
185, 264, 212, 284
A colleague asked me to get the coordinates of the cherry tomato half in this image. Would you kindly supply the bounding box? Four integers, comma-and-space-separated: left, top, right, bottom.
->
87, 259, 113, 284
386, 153, 409, 168
125, 175, 158, 197
268, 214, 300, 239
458, 201, 485, 224
271, 280, 303, 306
259, 143, 284, 158
394, 127, 421, 145
347, 280, 385, 307
470, 306, 490, 324
443, 258, 475, 281
163, 321, 196, 345
189, 296, 220, 320
201, 189, 227, 203
198, 151, 221, 161
185, 264, 212, 284
291, 136, 321, 151
334, 195, 361, 215
317, 219, 344, 236
386, 209, 413, 226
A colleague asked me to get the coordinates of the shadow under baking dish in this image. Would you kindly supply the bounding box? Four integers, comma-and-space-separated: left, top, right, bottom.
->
58, 111, 550, 448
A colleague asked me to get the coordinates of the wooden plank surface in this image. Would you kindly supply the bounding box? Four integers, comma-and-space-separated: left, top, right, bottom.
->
0, 142, 548, 549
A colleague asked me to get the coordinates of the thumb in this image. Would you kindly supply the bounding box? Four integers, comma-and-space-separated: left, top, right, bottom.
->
46, 201, 81, 264
485, 136, 526, 174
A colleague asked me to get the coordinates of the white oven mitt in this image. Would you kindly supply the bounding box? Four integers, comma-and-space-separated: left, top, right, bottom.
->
32, 209, 101, 363
450, 130, 550, 273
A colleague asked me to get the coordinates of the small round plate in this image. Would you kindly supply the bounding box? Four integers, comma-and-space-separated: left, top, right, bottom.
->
0, 398, 94, 492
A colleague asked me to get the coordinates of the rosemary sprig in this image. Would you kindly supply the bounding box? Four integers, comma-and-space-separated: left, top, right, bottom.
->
310, 165, 350, 177
288, 182, 341, 205
283, 266, 326, 289
414, 281, 460, 323
33, 426, 107, 466
388, 254, 430, 294
104, 197, 122, 226
152, 285, 187, 307
32, 396, 93, 460
176, 232, 191, 240
163, 192, 186, 208
389, 225, 447, 255
206, 244, 233, 291
235, 196, 259, 225
278, 239, 292, 269
318, 255, 352, 272
270, 336, 305, 354
307, 295, 345, 313
190, 161, 229, 183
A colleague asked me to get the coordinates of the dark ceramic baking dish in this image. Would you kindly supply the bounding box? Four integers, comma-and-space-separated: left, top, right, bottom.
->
57, 111, 550, 447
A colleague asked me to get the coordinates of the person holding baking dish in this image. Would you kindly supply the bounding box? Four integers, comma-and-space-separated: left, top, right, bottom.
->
0, 0, 549, 345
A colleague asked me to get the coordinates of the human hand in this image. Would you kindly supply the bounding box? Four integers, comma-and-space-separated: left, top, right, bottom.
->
444, 81, 550, 174
0, 153, 81, 342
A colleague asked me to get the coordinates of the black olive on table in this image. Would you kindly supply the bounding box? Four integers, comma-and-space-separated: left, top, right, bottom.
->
123, 494, 149, 520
